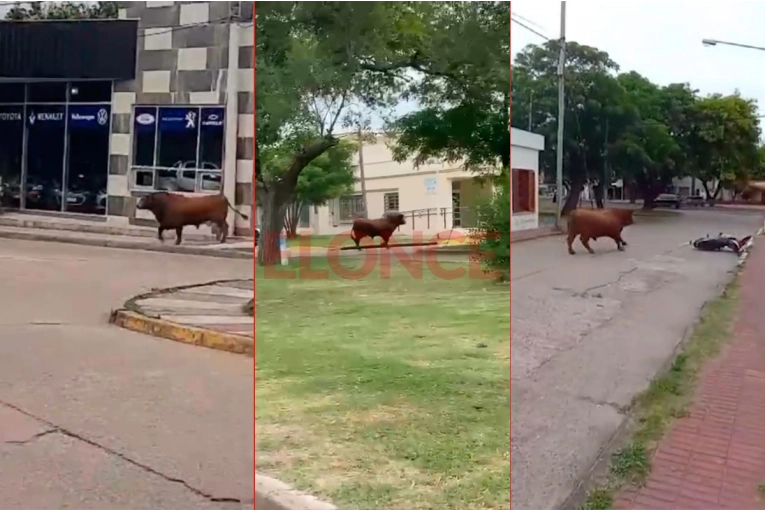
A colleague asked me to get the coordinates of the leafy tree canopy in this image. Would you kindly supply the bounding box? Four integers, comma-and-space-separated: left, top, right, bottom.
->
6, 1, 117, 20
512, 40, 763, 210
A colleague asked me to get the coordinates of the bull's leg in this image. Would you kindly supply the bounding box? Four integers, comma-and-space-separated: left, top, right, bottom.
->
580, 235, 595, 254
175, 227, 183, 246
614, 234, 626, 251
218, 221, 228, 244
567, 231, 577, 255
380, 231, 392, 249
351, 230, 362, 250
157, 227, 165, 243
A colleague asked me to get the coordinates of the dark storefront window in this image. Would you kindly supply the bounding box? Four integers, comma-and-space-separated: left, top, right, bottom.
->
0, 81, 112, 215
0, 105, 23, 208
27, 82, 67, 103
69, 81, 112, 103
131, 105, 225, 193
0, 83, 24, 103
65, 105, 110, 214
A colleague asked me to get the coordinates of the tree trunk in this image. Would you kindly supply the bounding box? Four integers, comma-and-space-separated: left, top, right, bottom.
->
594, 183, 605, 209
641, 183, 662, 209
561, 176, 585, 215
257, 190, 289, 267
283, 201, 303, 239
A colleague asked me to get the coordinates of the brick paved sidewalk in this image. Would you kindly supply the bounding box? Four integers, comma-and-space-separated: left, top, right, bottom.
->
616, 242, 765, 509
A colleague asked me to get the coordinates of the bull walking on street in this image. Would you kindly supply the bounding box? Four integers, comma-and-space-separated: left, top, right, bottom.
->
136, 192, 249, 245
566, 208, 634, 255
350, 212, 406, 250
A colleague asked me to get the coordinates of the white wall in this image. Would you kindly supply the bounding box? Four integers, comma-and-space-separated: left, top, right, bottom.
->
510, 129, 544, 232
309, 129, 545, 236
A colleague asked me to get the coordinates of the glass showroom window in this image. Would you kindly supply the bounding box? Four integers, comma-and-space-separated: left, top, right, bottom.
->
131, 106, 225, 193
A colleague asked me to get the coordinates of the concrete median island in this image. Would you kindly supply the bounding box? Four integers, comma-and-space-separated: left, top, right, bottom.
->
110, 279, 254, 356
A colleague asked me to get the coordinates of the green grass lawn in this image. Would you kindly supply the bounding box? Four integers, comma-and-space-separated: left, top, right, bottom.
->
256, 259, 510, 510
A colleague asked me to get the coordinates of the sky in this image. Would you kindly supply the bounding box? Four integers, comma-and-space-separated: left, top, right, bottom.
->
511, 2, 765, 118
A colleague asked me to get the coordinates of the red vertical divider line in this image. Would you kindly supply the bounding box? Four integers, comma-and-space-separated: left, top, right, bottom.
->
252, 1, 257, 508
508, 2, 513, 509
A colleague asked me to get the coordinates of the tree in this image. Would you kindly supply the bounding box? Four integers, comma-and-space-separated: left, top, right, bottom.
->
691, 93, 761, 200
388, 1, 509, 173
257, 1, 510, 265
6, 1, 117, 20
259, 139, 356, 238
613, 73, 688, 208
512, 40, 628, 213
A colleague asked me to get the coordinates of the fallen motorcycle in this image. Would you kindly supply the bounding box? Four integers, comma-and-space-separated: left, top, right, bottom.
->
691, 233, 751, 254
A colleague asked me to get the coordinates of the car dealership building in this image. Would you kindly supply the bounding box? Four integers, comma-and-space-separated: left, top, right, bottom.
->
0, 1, 254, 236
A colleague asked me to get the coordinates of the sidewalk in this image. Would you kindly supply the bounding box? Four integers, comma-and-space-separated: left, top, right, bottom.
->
615, 241, 765, 509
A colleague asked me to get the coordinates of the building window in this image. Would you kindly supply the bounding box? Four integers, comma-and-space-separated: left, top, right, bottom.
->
27, 82, 67, 103
383, 192, 399, 212
69, 81, 112, 103
512, 168, 536, 213
339, 195, 365, 222
0, 83, 24, 104
130, 105, 225, 193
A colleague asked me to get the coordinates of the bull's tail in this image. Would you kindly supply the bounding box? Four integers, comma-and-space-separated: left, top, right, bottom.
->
226, 201, 249, 220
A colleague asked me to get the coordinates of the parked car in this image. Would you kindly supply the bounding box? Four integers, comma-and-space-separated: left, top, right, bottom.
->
157, 161, 221, 193
653, 193, 683, 209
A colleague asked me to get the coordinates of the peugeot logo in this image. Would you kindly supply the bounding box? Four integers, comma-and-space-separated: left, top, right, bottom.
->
185, 111, 197, 129
28, 113, 35, 125
97, 108, 108, 126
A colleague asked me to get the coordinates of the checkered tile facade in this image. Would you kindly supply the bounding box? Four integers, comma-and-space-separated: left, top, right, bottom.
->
108, 1, 254, 235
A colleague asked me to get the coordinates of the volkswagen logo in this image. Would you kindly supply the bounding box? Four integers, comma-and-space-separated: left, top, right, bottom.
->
97, 108, 108, 126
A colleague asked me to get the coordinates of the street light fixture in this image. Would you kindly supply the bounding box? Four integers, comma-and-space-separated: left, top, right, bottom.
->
701, 38, 765, 52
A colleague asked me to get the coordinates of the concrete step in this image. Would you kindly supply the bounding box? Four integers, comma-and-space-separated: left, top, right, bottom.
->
0, 225, 253, 260
0, 212, 251, 243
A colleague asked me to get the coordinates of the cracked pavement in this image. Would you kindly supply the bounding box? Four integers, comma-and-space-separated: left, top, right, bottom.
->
511, 209, 764, 510
0, 239, 254, 510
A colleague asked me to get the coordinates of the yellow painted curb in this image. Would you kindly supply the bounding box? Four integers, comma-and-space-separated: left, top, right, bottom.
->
110, 310, 253, 357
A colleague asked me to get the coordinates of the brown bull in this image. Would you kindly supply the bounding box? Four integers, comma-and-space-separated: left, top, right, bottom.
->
136, 192, 249, 245
351, 212, 406, 249
566, 208, 634, 255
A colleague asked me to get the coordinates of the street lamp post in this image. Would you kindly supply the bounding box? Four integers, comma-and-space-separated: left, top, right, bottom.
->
555, 2, 566, 227
702, 38, 765, 52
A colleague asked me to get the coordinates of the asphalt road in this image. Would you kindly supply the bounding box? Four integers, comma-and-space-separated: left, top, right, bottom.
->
511, 208, 764, 510
0, 240, 254, 510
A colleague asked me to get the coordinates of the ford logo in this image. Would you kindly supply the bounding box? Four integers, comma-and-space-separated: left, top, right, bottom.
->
136, 113, 155, 125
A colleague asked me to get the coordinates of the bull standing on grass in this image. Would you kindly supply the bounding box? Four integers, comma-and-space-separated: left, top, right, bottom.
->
350, 212, 406, 250
565, 208, 634, 255
136, 192, 249, 245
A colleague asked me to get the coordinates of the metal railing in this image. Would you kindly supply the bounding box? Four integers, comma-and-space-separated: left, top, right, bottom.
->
130, 166, 222, 194
396, 206, 478, 231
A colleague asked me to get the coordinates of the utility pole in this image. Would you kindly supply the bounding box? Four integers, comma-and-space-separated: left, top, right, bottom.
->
357, 126, 369, 218
555, 2, 567, 226
601, 117, 609, 208
528, 90, 533, 131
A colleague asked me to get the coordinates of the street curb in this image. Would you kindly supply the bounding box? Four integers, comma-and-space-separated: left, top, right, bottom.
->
0, 228, 253, 260
110, 279, 254, 356
110, 310, 253, 356
256, 473, 338, 510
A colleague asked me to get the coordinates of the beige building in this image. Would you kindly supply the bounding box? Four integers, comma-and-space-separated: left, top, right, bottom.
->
305, 127, 544, 238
